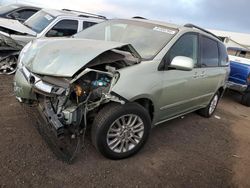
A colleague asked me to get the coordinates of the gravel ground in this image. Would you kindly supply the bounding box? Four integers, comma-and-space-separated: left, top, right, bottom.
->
0, 75, 250, 188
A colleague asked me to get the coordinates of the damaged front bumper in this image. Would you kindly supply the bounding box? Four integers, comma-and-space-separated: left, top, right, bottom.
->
14, 67, 66, 137
37, 99, 65, 137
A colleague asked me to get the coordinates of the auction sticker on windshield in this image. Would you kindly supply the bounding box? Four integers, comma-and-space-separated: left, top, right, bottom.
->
45, 14, 53, 21
153, 27, 176, 34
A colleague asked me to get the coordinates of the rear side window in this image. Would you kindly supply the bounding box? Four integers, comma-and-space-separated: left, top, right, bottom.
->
219, 42, 229, 66
46, 19, 78, 37
82, 21, 97, 30
201, 36, 219, 67
166, 33, 198, 67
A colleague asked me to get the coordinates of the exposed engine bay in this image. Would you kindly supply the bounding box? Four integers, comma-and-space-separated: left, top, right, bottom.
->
44, 68, 118, 137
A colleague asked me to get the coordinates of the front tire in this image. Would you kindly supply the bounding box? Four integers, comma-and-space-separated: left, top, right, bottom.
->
241, 92, 250, 107
198, 92, 220, 118
91, 102, 151, 159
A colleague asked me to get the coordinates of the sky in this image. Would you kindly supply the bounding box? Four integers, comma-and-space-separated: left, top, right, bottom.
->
0, 0, 249, 33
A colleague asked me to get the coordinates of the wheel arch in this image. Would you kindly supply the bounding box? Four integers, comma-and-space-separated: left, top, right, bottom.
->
133, 97, 155, 121
217, 86, 225, 98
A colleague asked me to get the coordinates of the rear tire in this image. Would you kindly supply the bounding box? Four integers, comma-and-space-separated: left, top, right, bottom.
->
241, 92, 250, 107
198, 92, 220, 118
91, 102, 151, 159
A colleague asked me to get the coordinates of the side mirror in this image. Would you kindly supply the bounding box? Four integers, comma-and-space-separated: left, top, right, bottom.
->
170, 56, 194, 71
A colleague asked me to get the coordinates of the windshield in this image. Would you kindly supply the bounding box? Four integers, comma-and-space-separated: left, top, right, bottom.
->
24, 10, 55, 33
0, 5, 18, 14
75, 19, 178, 59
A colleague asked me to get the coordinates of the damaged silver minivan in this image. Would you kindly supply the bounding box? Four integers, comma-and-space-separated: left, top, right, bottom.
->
14, 19, 229, 160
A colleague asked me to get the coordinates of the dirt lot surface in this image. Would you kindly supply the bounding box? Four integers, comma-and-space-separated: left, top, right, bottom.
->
0, 75, 250, 188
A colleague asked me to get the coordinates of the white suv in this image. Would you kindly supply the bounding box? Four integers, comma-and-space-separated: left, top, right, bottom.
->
0, 8, 106, 74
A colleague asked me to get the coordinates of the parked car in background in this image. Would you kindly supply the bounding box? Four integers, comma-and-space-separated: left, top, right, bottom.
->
0, 4, 40, 22
227, 47, 250, 106
14, 19, 229, 160
0, 8, 106, 74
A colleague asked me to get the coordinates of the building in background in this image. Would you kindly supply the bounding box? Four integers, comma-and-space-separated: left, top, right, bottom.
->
209, 29, 250, 50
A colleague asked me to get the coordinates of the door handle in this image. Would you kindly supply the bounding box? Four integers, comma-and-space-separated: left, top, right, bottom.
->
200, 71, 206, 77
193, 72, 199, 79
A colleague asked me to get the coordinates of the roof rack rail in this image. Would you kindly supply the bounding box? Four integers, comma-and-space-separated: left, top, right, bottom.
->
132, 16, 147, 20
62, 9, 106, 19
184, 23, 221, 41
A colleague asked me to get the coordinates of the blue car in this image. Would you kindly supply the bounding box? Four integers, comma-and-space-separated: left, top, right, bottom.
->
227, 47, 250, 106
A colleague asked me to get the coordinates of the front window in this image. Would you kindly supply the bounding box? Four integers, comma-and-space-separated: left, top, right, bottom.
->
46, 19, 78, 37
75, 19, 178, 59
166, 33, 198, 67
24, 10, 55, 33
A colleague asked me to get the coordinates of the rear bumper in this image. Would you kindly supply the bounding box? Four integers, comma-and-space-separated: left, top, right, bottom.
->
227, 81, 248, 92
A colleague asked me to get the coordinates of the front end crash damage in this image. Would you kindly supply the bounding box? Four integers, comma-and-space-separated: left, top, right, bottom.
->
36, 68, 124, 138
16, 46, 140, 161
0, 32, 23, 74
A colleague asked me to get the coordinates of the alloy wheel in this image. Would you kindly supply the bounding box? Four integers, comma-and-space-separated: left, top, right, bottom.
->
106, 114, 144, 153
209, 94, 219, 115
0, 56, 18, 75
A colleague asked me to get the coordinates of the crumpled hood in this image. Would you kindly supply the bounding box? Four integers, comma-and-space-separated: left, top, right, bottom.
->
0, 18, 36, 36
23, 38, 141, 77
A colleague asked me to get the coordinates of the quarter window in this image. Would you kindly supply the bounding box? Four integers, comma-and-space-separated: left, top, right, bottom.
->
82, 21, 96, 30
166, 33, 198, 68
46, 20, 78, 37
201, 36, 219, 67
219, 42, 229, 66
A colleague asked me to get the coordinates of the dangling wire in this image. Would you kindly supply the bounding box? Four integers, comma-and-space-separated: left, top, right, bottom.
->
69, 92, 92, 163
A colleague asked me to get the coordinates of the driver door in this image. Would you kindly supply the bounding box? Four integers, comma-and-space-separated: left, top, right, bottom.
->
157, 33, 205, 121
